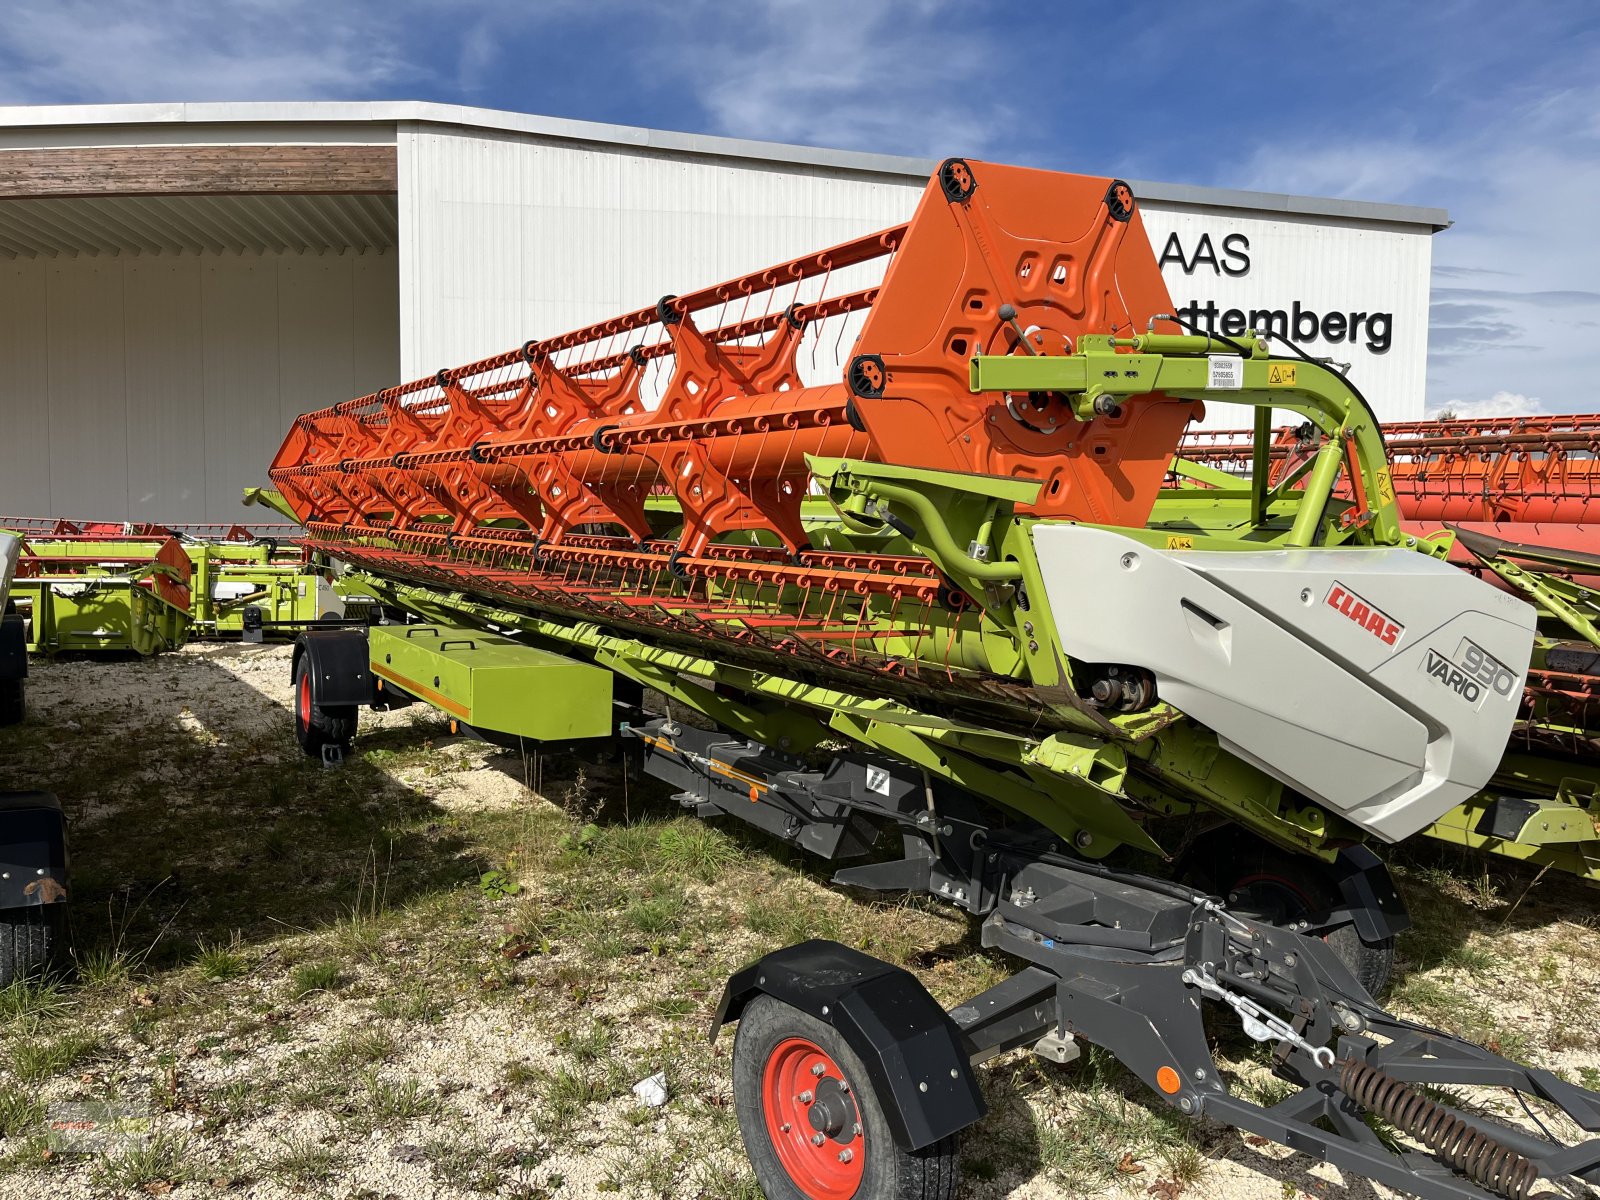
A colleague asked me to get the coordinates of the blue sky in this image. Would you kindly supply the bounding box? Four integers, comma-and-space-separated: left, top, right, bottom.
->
2, 0, 1597, 415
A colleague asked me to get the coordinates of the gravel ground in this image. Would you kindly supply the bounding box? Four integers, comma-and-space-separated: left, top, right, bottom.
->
0, 642, 1597, 1200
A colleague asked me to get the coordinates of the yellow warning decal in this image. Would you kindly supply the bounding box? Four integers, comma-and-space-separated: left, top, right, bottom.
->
1267, 363, 1297, 386
1375, 468, 1395, 506
1165, 534, 1196, 551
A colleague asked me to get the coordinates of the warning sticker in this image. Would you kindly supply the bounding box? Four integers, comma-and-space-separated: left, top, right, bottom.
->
1375, 468, 1396, 506
1207, 355, 1243, 390
1165, 534, 1196, 550
1267, 363, 1298, 386
864, 765, 892, 796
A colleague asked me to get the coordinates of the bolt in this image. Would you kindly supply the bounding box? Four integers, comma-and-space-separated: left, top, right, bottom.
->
950, 1068, 959, 1079
918, 1082, 928, 1093
1178, 1096, 1194, 1114
853, 1122, 862, 1136
1194, 1068, 1207, 1081
781, 1122, 791, 1133
799, 1090, 813, 1103
811, 1064, 826, 1077
812, 1133, 826, 1147
821, 1005, 830, 1016
838, 1149, 854, 1164
1075, 830, 1093, 848
1284, 953, 1297, 967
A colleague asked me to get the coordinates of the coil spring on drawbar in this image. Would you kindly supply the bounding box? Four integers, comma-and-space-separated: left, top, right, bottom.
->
1338, 1058, 1543, 1200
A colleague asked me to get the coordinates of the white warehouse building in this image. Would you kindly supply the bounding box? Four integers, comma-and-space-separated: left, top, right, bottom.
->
0, 102, 1447, 522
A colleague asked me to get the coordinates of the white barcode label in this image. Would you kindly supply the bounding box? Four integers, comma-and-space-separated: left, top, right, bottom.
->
1207, 355, 1243, 389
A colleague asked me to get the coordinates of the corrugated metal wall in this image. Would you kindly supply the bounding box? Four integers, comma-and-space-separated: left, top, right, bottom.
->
0, 250, 397, 521
396, 125, 925, 379
1139, 204, 1432, 423
396, 127, 1431, 422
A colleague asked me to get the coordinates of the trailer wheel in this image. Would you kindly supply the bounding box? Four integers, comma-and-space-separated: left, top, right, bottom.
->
0, 677, 22, 727
1181, 838, 1394, 997
293, 654, 357, 757
733, 994, 959, 1200
0, 905, 63, 988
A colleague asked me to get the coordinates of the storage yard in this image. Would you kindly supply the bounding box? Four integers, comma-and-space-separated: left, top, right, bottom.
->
2, 100, 1600, 1200
1, 643, 1598, 1199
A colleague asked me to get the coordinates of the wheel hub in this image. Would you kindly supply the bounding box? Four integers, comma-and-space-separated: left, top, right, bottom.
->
806, 1076, 858, 1144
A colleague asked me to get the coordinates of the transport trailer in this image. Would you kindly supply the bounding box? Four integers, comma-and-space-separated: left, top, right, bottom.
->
295, 612, 1600, 1200
0, 517, 345, 641
0, 532, 69, 985
182, 534, 345, 638
7, 532, 191, 656
274, 160, 1600, 1198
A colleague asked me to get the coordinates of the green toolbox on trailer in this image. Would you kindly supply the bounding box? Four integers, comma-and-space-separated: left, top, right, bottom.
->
365, 624, 612, 741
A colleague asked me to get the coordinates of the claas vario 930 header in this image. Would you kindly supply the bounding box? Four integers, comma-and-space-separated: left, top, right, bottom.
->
271, 160, 1600, 1200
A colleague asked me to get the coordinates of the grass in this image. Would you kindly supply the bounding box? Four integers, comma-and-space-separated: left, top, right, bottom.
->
0, 1084, 45, 1136
8, 1029, 102, 1083
289, 960, 346, 999
192, 936, 249, 982
328, 1025, 397, 1067
0, 978, 69, 1022
4, 645, 1599, 1200
261, 1134, 344, 1184
91, 1131, 202, 1192
361, 1072, 442, 1124
1021, 1047, 1211, 1193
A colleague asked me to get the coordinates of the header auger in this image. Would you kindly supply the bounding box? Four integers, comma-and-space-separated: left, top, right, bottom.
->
272, 160, 1600, 1200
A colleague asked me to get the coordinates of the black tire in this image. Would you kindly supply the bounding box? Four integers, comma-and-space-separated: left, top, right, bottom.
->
0, 677, 22, 727
732, 994, 959, 1200
0, 905, 63, 987
292, 653, 357, 757
1180, 835, 1395, 998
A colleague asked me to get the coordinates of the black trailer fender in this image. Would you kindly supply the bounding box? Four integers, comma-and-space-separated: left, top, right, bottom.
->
292, 627, 373, 707
1330, 844, 1411, 942
0, 791, 68, 909
712, 939, 985, 1151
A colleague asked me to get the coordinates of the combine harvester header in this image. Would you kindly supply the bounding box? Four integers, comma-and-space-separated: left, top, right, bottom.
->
272, 161, 1600, 1200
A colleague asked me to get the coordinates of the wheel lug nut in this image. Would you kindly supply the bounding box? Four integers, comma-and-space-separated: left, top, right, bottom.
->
798, 1090, 813, 1103
780, 1123, 791, 1133
838, 1149, 854, 1163
811, 1063, 825, 1076
811, 1133, 826, 1147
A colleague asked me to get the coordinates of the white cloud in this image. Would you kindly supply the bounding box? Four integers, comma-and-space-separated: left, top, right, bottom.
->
1227, 83, 1600, 416
0, 1, 402, 102
653, 0, 1012, 158
1426, 391, 1545, 421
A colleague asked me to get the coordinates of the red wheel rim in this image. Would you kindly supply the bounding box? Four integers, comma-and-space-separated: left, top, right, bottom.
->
762, 1037, 864, 1200
298, 672, 312, 728
1234, 872, 1317, 912
1233, 872, 1337, 944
